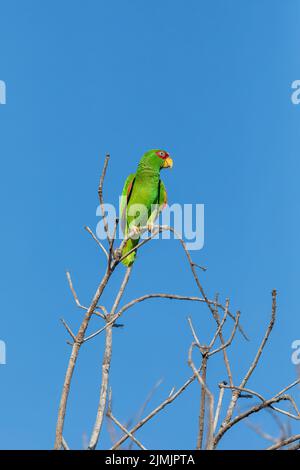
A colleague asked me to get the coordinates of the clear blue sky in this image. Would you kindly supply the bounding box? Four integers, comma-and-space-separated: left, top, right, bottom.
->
0, 0, 299, 450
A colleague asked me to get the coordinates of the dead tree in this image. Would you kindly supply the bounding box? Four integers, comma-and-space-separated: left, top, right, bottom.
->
54, 155, 300, 450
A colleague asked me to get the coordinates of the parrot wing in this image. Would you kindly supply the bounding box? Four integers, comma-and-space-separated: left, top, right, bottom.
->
158, 179, 168, 209
120, 173, 136, 234
147, 179, 168, 226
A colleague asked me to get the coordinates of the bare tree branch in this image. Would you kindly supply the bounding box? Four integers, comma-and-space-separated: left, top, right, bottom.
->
186, 316, 208, 449
83, 293, 237, 343
216, 290, 277, 441
274, 378, 300, 398
215, 394, 292, 445
62, 436, 70, 450
187, 338, 214, 449
213, 384, 225, 433
110, 365, 204, 450
88, 266, 133, 450
266, 433, 300, 450
60, 318, 76, 342
97, 153, 111, 244
241, 290, 277, 388
107, 390, 147, 450
66, 271, 106, 319
85, 225, 109, 260
54, 268, 111, 449
208, 311, 240, 357
54, 156, 114, 450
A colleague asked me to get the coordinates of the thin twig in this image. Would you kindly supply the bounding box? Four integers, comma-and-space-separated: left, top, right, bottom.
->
287, 441, 300, 450
213, 385, 225, 433
98, 154, 111, 244
62, 436, 70, 450
220, 384, 265, 402
66, 271, 106, 319
274, 378, 300, 398
187, 341, 214, 450
186, 316, 209, 449
85, 225, 109, 260
107, 390, 147, 450
266, 433, 300, 450
127, 379, 163, 450
241, 290, 277, 389
214, 394, 293, 446
197, 354, 208, 449
208, 298, 229, 349
83, 293, 234, 343
245, 419, 279, 444
192, 262, 207, 272
108, 413, 147, 450
66, 271, 84, 309
208, 311, 240, 357
60, 318, 76, 342
187, 316, 206, 354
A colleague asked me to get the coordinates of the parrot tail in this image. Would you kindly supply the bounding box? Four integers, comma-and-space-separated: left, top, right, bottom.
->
121, 238, 138, 266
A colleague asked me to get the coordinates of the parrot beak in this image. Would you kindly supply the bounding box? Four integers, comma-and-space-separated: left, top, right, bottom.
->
163, 157, 173, 169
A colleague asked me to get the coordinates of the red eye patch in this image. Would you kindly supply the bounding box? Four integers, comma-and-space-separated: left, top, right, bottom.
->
156, 150, 169, 160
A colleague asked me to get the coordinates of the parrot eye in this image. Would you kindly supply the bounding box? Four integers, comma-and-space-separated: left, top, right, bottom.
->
156, 150, 168, 159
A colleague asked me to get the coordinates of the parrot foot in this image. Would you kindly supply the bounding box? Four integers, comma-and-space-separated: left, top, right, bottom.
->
129, 225, 140, 237
147, 223, 155, 233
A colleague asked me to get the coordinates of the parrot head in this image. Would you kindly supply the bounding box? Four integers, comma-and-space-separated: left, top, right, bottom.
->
141, 149, 173, 171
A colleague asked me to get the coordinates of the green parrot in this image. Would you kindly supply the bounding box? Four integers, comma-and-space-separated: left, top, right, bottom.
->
120, 149, 173, 266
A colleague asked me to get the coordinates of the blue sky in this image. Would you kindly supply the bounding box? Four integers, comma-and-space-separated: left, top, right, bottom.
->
0, 0, 299, 450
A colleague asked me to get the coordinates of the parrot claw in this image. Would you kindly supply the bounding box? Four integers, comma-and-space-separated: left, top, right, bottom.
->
114, 248, 122, 260
129, 225, 140, 238
147, 223, 155, 233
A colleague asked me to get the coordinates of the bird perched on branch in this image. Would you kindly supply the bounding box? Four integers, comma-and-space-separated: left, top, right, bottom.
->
120, 149, 173, 266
